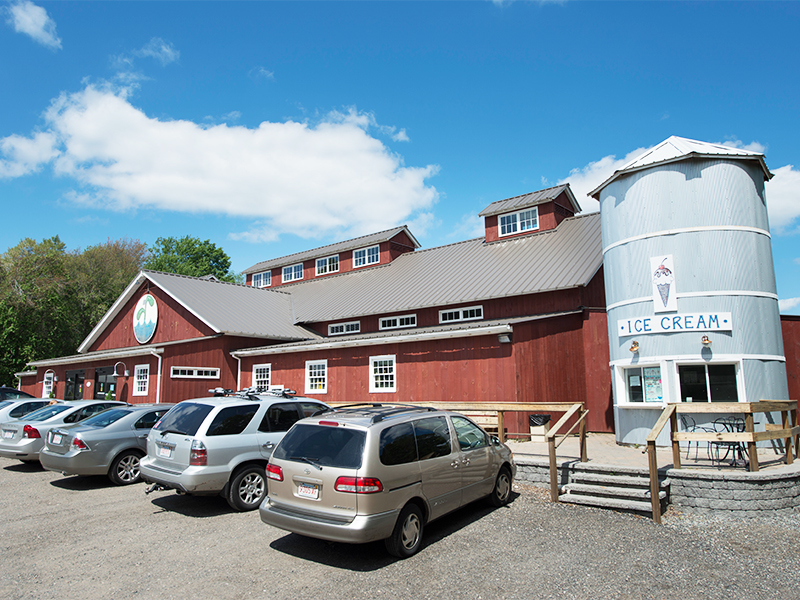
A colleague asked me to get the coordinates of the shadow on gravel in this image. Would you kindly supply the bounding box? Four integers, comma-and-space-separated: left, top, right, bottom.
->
3, 460, 45, 472
148, 492, 234, 518
49, 474, 118, 490
269, 491, 520, 570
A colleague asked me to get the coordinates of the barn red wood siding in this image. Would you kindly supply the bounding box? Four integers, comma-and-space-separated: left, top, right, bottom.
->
781, 315, 800, 402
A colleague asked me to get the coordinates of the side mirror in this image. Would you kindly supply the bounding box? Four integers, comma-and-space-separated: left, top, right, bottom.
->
490, 435, 501, 446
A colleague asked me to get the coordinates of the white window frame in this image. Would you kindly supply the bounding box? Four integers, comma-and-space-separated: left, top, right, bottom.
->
499, 206, 539, 237
253, 364, 271, 392
315, 255, 340, 276
353, 244, 380, 268
170, 367, 220, 379
252, 271, 271, 288
439, 305, 483, 324
43, 372, 55, 398
379, 314, 417, 331
305, 360, 328, 394
282, 263, 303, 283
673, 361, 744, 404
369, 355, 396, 393
328, 321, 361, 336
133, 364, 149, 397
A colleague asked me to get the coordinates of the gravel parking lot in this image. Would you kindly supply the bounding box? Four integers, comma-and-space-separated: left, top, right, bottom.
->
1, 456, 798, 600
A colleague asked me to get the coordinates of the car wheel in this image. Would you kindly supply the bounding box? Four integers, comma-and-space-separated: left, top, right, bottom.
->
384, 503, 424, 558
487, 466, 512, 508
109, 450, 143, 486
227, 465, 267, 512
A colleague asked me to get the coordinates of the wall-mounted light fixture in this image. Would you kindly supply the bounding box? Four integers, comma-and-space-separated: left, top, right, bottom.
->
701, 335, 712, 347
498, 333, 512, 344
113, 361, 130, 377
629, 341, 639, 353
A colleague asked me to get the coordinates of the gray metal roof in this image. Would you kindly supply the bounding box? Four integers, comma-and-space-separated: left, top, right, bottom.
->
283, 212, 602, 323
243, 225, 421, 274
589, 136, 773, 198
478, 184, 581, 217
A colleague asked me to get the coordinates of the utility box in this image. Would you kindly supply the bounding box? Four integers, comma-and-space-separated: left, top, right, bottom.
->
529, 414, 551, 442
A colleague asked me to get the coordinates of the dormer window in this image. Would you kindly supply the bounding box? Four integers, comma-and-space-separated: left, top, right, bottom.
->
353, 245, 380, 268
252, 271, 271, 288
282, 263, 303, 283
499, 207, 539, 237
316, 255, 339, 276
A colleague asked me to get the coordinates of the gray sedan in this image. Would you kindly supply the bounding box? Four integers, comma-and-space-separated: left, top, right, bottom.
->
0, 398, 52, 423
41, 404, 174, 485
0, 400, 125, 462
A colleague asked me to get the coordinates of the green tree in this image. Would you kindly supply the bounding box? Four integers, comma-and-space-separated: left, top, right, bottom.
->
144, 235, 242, 283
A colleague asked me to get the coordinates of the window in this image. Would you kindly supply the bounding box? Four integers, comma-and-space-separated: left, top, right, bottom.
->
499, 207, 539, 237
43, 372, 55, 398
170, 367, 220, 379
370, 355, 396, 393
282, 263, 303, 283
623, 366, 663, 403
133, 365, 149, 396
252, 271, 271, 288
328, 321, 361, 336
379, 314, 417, 330
305, 360, 327, 394
412, 417, 452, 459
452, 415, 489, 450
679, 364, 738, 403
253, 364, 271, 392
316, 255, 339, 276
206, 405, 258, 436
259, 403, 302, 433
353, 244, 380, 268
439, 305, 483, 324
380, 422, 418, 465
134, 409, 170, 429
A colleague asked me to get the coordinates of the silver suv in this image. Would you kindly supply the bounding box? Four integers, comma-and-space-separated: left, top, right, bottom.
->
140, 389, 330, 511
259, 404, 516, 558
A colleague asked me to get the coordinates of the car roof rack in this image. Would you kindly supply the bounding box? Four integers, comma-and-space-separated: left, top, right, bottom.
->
207, 387, 299, 401
329, 403, 438, 424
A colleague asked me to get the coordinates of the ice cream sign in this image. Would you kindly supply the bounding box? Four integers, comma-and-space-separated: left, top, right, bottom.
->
618, 312, 732, 337
651, 255, 677, 313
133, 293, 158, 344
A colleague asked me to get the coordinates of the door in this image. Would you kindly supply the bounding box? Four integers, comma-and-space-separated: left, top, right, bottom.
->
412, 416, 461, 520
450, 415, 496, 505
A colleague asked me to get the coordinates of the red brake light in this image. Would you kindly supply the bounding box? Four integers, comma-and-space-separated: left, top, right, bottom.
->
318, 421, 339, 427
23, 425, 40, 439
189, 440, 207, 466
266, 463, 283, 481
334, 476, 383, 494
71, 437, 88, 450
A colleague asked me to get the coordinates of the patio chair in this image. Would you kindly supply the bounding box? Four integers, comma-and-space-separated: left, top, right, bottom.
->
679, 415, 714, 460
710, 416, 748, 468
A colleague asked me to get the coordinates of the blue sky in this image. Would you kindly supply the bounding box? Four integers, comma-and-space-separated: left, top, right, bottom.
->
2, 1, 799, 313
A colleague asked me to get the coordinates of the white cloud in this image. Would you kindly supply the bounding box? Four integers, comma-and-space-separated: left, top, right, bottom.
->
0, 83, 439, 242
134, 38, 180, 66
765, 165, 800, 234
779, 297, 800, 314
4, 1, 61, 50
250, 67, 275, 81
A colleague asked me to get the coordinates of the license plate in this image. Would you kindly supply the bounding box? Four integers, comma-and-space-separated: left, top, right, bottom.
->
2, 430, 13, 439
297, 482, 319, 500
52, 434, 62, 445
157, 444, 173, 458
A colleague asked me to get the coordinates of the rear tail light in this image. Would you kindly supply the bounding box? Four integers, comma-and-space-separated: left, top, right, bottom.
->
266, 463, 283, 481
189, 440, 207, 466
23, 425, 40, 439
334, 476, 383, 494
71, 437, 88, 450
318, 421, 339, 427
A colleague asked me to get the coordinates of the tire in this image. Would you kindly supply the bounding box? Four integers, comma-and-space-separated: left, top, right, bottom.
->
226, 465, 267, 512
108, 450, 143, 486
384, 503, 424, 558
487, 466, 512, 508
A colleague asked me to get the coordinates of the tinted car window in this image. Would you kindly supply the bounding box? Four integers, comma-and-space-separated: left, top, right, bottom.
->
152, 403, 214, 436
64, 404, 111, 424
451, 416, 488, 450
274, 424, 366, 469
134, 409, 169, 429
9, 401, 47, 418
25, 404, 71, 422
206, 405, 258, 436
80, 408, 132, 428
298, 402, 328, 418
413, 417, 452, 460
380, 422, 418, 466
259, 403, 301, 433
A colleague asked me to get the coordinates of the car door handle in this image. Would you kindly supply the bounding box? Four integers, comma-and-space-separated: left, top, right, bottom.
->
262, 443, 274, 449
139, 434, 149, 439
450, 460, 459, 468
461, 459, 470, 466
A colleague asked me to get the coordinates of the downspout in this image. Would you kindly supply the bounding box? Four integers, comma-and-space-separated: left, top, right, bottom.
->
150, 351, 163, 404
233, 353, 242, 391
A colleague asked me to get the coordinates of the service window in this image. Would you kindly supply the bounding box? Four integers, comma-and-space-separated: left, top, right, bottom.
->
206, 405, 259, 436
380, 422, 418, 466
412, 416, 452, 460
259, 403, 301, 433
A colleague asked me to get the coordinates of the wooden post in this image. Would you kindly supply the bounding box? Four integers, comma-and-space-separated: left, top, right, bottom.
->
670, 410, 681, 469
579, 406, 587, 463
549, 437, 559, 503
647, 440, 661, 524
745, 412, 759, 472
496, 411, 505, 444
782, 411, 793, 465
793, 408, 799, 460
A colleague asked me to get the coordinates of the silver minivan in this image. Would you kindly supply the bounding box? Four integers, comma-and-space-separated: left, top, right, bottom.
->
140, 390, 330, 511
259, 404, 516, 558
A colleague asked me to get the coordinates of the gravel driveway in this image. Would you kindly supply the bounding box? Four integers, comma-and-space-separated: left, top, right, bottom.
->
1, 456, 798, 600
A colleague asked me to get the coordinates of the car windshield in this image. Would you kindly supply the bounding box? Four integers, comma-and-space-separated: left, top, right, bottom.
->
24, 404, 71, 421
273, 423, 366, 469
80, 408, 132, 428
151, 402, 213, 436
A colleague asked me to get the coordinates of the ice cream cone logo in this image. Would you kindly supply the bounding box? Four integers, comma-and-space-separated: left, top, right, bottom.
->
652, 259, 674, 308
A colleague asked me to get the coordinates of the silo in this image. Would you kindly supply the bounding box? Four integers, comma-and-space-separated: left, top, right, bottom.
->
590, 136, 789, 445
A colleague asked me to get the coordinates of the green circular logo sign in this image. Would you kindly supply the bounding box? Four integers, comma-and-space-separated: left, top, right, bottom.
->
133, 294, 158, 344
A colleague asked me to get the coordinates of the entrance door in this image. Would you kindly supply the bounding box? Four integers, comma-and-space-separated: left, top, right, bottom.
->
64, 370, 85, 401
678, 364, 738, 402
94, 367, 115, 400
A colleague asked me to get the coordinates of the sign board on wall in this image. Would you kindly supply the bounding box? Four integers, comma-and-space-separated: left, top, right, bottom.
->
651, 255, 677, 313
133, 294, 158, 344
618, 313, 732, 337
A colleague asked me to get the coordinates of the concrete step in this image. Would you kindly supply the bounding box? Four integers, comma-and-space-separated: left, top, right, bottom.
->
562, 482, 667, 501
570, 471, 669, 490
557, 493, 655, 514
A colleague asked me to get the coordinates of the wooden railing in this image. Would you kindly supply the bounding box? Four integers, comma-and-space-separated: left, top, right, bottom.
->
645, 400, 799, 523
